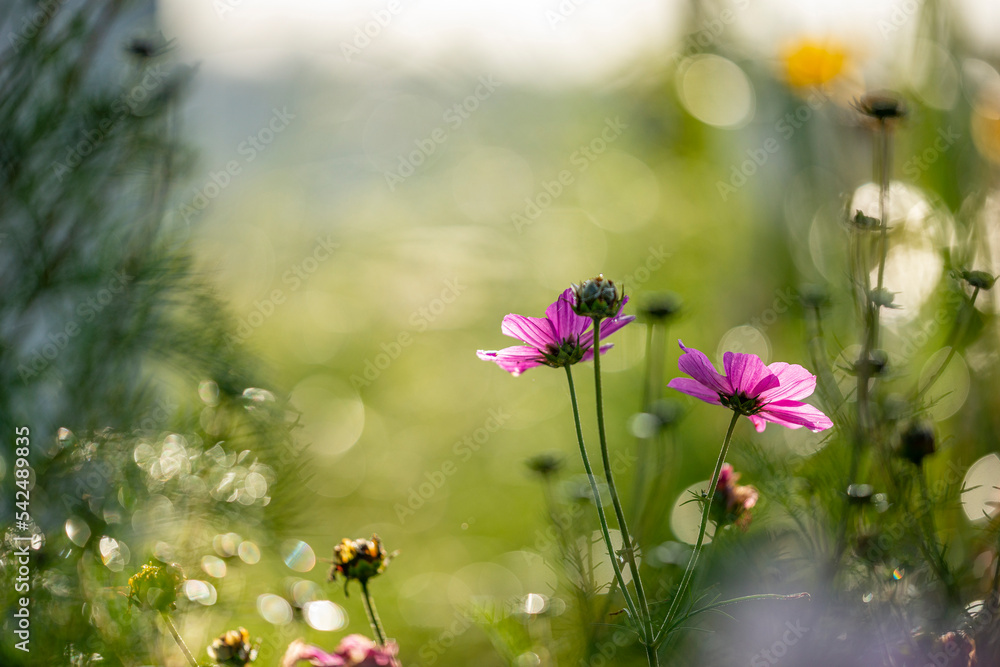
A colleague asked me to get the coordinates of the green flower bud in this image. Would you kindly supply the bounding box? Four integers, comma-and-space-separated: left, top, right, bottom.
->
571, 275, 622, 320
958, 269, 997, 291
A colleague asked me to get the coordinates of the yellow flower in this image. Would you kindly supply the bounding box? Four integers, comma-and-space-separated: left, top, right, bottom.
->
127, 562, 184, 612
783, 39, 847, 88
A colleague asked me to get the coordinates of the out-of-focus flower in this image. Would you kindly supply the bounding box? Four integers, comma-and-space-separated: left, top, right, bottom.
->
127, 561, 183, 611
281, 636, 401, 667
849, 210, 880, 230
477, 287, 635, 376
711, 463, 758, 530
782, 39, 847, 89
853, 91, 907, 122
957, 269, 997, 291
971, 98, 1000, 164
329, 536, 392, 592
525, 453, 563, 478
640, 292, 682, 321
571, 274, 623, 319
667, 340, 833, 432
208, 627, 257, 666
846, 483, 874, 505
798, 283, 830, 309
898, 421, 935, 466
904, 631, 977, 667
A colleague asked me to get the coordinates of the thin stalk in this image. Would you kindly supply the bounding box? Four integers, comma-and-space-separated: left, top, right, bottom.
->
564, 366, 641, 629
656, 410, 741, 645
592, 319, 653, 643
633, 318, 669, 531
159, 612, 198, 667
645, 642, 660, 667
360, 581, 387, 646
657, 592, 810, 635
916, 287, 980, 399
875, 119, 892, 296
915, 469, 959, 605
632, 321, 657, 521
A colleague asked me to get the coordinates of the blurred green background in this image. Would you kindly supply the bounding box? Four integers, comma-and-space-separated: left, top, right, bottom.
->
4, 0, 1000, 664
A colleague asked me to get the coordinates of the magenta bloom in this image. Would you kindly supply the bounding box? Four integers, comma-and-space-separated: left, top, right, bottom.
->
667, 340, 833, 433
282, 635, 400, 667
477, 288, 635, 376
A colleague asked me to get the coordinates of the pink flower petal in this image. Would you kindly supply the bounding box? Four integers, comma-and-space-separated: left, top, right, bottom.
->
477, 347, 545, 376
723, 351, 779, 397
282, 639, 346, 667
544, 288, 591, 340
667, 377, 722, 405
758, 399, 833, 432
501, 314, 557, 349
579, 343, 614, 363
676, 340, 731, 395
759, 362, 818, 402
747, 415, 768, 432
595, 312, 637, 339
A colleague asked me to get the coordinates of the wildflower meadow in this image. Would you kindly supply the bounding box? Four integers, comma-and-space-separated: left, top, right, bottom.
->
2, 1, 1000, 666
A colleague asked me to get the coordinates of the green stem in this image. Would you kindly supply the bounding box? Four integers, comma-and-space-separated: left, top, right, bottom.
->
916, 287, 979, 399
645, 642, 660, 666
564, 365, 641, 630
915, 469, 959, 604
592, 319, 653, 644
360, 580, 387, 646
876, 119, 891, 296
657, 592, 810, 635
631, 321, 657, 521
159, 612, 199, 667
656, 410, 740, 645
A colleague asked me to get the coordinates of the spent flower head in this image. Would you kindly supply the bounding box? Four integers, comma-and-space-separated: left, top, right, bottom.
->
853, 91, 907, 122
571, 274, 623, 320
208, 627, 258, 666
477, 287, 634, 376
668, 340, 833, 432
525, 453, 563, 478
127, 561, 184, 612
898, 421, 935, 466
330, 535, 392, 593
640, 291, 682, 321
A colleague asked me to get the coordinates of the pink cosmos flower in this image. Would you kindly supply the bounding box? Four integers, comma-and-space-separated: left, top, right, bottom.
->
281, 635, 400, 667
713, 463, 759, 530
477, 288, 635, 376
667, 340, 833, 433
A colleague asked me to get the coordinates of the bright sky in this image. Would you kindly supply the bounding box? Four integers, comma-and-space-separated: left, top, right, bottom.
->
158, 0, 1000, 86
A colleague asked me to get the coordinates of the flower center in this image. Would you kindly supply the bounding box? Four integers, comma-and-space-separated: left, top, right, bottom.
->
542, 338, 587, 368
719, 391, 763, 415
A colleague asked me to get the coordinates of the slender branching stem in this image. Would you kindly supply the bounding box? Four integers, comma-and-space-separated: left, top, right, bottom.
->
916, 287, 980, 399
564, 365, 642, 630
656, 592, 810, 635
656, 410, 741, 645
592, 319, 654, 646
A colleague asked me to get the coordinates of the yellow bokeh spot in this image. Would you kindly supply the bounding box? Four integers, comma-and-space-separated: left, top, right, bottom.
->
783, 39, 848, 88
972, 101, 1000, 165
